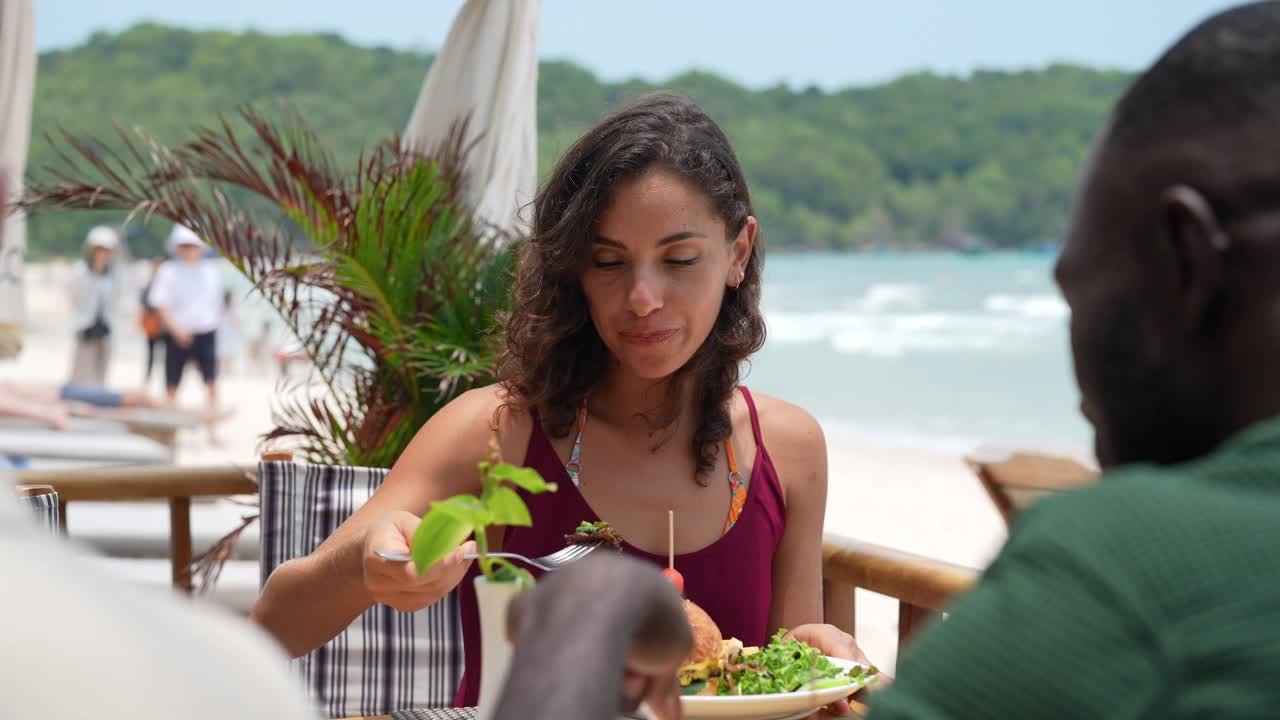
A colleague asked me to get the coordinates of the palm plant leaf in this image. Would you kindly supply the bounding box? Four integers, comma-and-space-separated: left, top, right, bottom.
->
23, 105, 517, 466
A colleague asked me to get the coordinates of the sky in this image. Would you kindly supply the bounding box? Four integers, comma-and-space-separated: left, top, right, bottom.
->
40, 0, 1240, 91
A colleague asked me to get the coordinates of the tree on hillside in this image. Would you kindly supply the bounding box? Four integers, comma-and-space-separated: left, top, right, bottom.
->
27, 25, 1132, 257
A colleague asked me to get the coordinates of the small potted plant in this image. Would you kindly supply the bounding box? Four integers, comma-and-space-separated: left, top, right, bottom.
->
410, 444, 556, 718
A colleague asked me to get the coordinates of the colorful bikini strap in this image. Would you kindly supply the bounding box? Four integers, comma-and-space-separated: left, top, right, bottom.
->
565, 404, 587, 488
722, 437, 747, 534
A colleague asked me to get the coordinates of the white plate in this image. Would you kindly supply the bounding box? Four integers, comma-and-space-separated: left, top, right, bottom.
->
679, 656, 876, 719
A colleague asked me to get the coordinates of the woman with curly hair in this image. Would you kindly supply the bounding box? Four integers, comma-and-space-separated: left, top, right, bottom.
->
252, 92, 864, 709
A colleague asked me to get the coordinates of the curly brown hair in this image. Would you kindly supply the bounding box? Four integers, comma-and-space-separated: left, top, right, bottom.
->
495, 92, 766, 482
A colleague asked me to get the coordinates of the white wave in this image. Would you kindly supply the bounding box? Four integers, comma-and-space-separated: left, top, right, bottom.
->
766, 308, 1059, 357
830, 313, 1040, 357
816, 417, 986, 455
846, 283, 929, 313
818, 416, 1093, 458
983, 293, 1069, 319
764, 309, 851, 345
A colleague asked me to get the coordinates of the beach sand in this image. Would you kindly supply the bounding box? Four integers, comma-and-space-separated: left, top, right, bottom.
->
7, 260, 1012, 671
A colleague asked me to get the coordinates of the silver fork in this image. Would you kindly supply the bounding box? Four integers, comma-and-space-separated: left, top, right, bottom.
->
374, 542, 603, 571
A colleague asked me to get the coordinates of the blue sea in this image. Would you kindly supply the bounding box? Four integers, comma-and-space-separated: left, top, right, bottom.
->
746, 252, 1088, 454
229, 251, 1089, 455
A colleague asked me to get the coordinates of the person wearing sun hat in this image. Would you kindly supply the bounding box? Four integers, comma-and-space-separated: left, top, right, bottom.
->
66, 224, 125, 386
148, 223, 225, 444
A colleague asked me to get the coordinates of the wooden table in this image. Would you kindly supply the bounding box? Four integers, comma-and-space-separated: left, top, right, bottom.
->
12, 464, 256, 591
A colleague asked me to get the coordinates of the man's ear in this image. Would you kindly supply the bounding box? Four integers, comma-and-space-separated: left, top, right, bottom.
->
1159, 184, 1227, 335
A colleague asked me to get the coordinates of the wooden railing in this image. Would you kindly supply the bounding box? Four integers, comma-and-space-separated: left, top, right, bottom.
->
821, 534, 979, 651
13, 464, 256, 592
966, 448, 1098, 526
14, 461, 983, 652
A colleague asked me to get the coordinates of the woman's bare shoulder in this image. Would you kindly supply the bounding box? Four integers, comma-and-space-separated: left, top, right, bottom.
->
744, 391, 825, 452
741, 391, 827, 493
416, 383, 535, 464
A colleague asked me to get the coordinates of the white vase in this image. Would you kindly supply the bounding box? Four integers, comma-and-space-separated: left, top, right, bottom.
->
474, 575, 523, 720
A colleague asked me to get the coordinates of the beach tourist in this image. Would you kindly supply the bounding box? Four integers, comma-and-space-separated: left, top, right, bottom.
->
147, 224, 224, 445
863, 3, 1280, 717
251, 92, 868, 711
138, 256, 167, 385
216, 290, 242, 377
0, 381, 75, 431
247, 319, 273, 371
0, 378, 232, 441
0, 168, 316, 719
66, 225, 125, 386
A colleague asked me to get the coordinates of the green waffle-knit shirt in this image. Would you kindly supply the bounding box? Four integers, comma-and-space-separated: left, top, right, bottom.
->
867, 416, 1280, 719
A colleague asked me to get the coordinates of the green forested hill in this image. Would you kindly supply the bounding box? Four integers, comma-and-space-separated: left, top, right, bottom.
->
27, 23, 1133, 257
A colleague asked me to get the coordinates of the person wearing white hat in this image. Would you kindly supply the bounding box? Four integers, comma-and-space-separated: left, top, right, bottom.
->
148, 223, 225, 444
66, 225, 124, 386
0, 165, 317, 720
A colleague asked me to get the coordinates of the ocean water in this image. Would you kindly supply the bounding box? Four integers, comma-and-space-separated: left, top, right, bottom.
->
747, 252, 1089, 454
227, 250, 1090, 456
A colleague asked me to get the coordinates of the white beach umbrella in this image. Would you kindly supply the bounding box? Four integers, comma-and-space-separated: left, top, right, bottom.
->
402, 0, 540, 238
0, 0, 35, 360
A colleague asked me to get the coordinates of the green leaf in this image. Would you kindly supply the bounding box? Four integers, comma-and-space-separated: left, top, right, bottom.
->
682, 680, 707, 696
809, 677, 852, 690
490, 563, 520, 583
486, 557, 536, 589
715, 629, 855, 696
410, 507, 474, 575
488, 464, 557, 494
487, 486, 533, 527
431, 494, 494, 528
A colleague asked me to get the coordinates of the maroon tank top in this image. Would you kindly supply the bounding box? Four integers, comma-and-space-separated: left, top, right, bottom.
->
453, 387, 787, 707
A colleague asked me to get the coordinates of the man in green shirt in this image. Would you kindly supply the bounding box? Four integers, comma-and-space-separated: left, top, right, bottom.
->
868, 2, 1280, 718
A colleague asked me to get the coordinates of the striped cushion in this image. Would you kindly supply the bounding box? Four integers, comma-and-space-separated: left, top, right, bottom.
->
391, 709, 475, 720
258, 461, 463, 718
16, 487, 59, 533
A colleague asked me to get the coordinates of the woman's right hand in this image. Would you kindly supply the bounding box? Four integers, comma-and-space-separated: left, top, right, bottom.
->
362, 510, 476, 613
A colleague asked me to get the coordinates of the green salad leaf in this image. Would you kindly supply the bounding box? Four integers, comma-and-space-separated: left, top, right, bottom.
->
718, 629, 879, 696
681, 680, 708, 697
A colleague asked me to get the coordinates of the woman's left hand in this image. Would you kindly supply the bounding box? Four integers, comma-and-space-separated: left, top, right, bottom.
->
786, 624, 882, 717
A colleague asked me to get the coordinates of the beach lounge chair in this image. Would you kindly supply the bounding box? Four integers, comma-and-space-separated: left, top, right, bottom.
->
67, 405, 202, 454
0, 423, 172, 468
